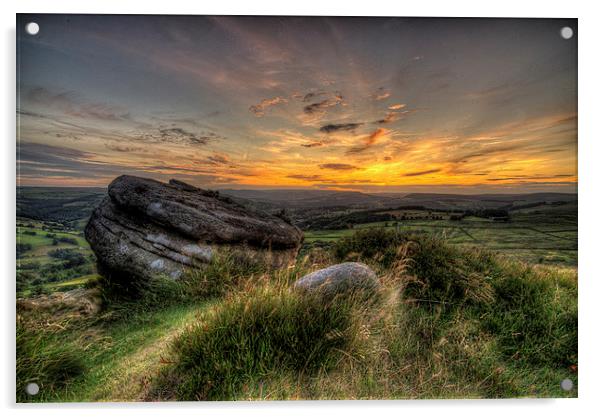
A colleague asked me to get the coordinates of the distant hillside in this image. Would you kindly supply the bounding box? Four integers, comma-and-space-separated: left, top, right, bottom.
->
17, 187, 105, 226
220, 189, 577, 211
16, 186, 577, 227
219, 189, 400, 210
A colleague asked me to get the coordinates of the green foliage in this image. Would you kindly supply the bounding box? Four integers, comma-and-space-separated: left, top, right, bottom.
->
402, 234, 496, 305
153, 286, 363, 400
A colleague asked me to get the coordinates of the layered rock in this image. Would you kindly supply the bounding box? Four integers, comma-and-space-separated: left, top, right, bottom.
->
85, 175, 303, 282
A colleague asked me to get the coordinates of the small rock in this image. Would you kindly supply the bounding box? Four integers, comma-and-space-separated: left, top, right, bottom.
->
294, 262, 380, 297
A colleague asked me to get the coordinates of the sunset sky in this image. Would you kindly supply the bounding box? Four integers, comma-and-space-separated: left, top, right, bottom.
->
17, 15, 577, 193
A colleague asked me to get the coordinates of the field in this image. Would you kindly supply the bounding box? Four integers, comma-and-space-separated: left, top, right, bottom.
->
16, 217, 99, 296
305, 203, 577, 267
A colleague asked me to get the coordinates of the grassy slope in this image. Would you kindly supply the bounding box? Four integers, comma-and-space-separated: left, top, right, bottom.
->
17, 230, 577, 402
18, 302, 206, 402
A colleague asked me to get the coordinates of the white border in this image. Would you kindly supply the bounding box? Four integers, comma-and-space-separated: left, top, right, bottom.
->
2, 1, 601, 416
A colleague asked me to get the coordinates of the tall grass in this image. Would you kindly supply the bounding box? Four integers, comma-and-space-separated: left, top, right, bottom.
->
16, 320, 86, 402
150, 228, 577, 400
18, 227, 577, 401
151, 283, 369, 400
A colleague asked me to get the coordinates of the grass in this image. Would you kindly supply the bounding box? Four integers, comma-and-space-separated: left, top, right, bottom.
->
17, 228, 578, 401
146, 229, 577, 400
16, 320, 86, 403
17, 282, 206, 402
151, 285, 365, 400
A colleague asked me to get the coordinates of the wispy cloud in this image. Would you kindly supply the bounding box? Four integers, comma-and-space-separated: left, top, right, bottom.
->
388, 104, 406, 110
303, 92, 344, 115
346, 128, 389, 154
134, 126, 221, 146
319, 163, 358, 170
249, 96, 288, 117
319, 123, 363, 133
24, 87, 130, 122
402, 168, 442, 177
371, 87, 391, 101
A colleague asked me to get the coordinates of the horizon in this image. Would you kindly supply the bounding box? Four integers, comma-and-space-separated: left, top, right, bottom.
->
17, 15, 577, 193
16, 182, 578, 196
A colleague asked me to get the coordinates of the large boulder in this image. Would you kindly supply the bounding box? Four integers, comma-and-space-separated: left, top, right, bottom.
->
294, 262, 380, 297
85, 175, 303, 282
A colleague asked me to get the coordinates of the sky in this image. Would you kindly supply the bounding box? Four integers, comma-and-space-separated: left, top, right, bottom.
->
17, 15, 577, 193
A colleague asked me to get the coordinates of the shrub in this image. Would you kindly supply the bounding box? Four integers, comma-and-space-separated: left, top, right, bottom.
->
402, 235, 496, 305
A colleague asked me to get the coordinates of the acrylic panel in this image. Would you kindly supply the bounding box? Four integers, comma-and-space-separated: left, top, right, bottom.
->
16, 14, 577, 402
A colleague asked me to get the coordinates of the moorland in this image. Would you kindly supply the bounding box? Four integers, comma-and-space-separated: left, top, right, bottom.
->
16, 186, 578, 401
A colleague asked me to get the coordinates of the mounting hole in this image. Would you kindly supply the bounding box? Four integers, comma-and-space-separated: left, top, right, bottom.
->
25, 22, 39, 36
560, 378, 573, 391
560, 26, 573, 40
25, 382, 39, 396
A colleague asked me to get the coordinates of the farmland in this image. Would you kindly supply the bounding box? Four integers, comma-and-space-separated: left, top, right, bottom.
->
16, 217, 99, 296
305, 203, 577, 267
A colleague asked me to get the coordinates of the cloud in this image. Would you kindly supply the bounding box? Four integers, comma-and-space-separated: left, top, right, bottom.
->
302, 92, 327, 102
205, 154, 232, 166
301, 142, 324, 148
371, 87, 391, 101
376, 112, 401, 124
402, 168, 442, 177
286, 174, 323, 181
24, 87, 130, 122
136, 126, 220, 146
249, 96, 288, 117
319, 163, 357, 170
303, 92, 344, 115
17, 141, 145, 183
487, 174, 575, 182
104, 143, 147, 153
319, 123, 363, 133
388, 104, 406, 110
346, 128, 388, 154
